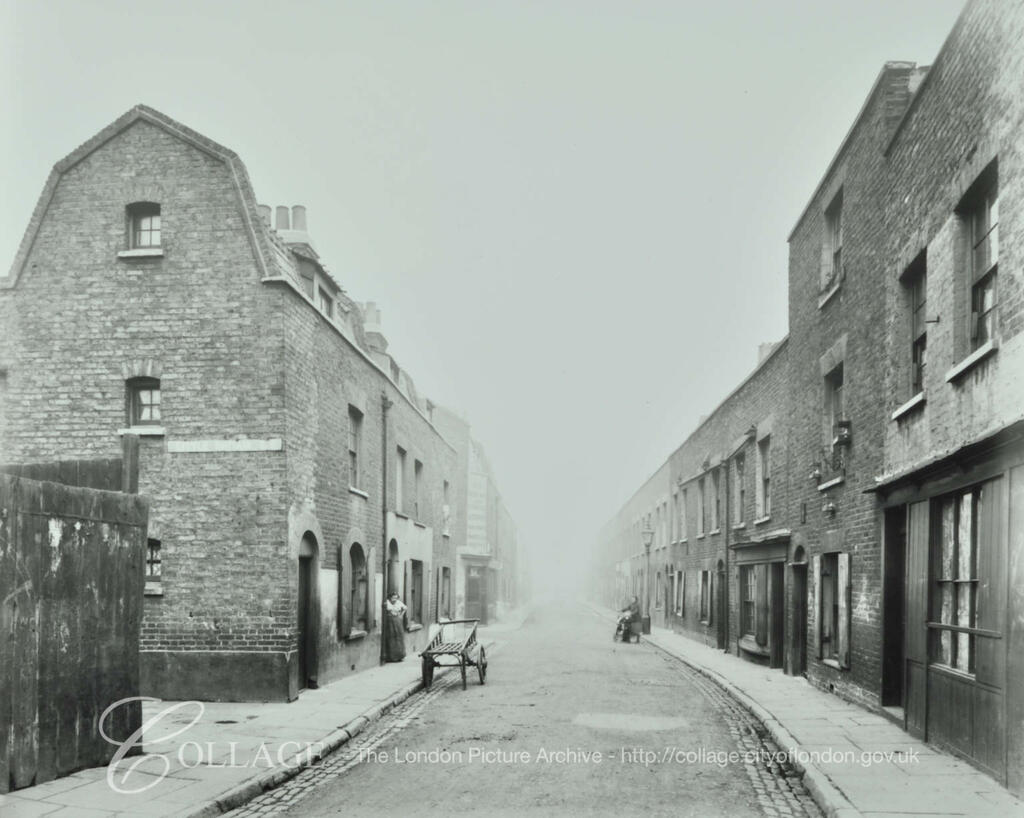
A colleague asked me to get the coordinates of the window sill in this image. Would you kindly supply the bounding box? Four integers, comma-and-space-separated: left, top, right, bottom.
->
405, 623, 422, 633
117, 248, 164, 259
414, 521, 427, 530
891, 391, 926, 422
817, 280, 841, 309
945, 339, 998, 383
442, 532, 450, 539
695, 533, 705, 540
345, 629, 368, 642
709, 528, 721, 536
753, 515, 771, 526
119, 426, 166, 437
348, 486, 369, 499
817, 475, 845, 491
821, 657, 843, 670
144, 581, 163, 596
732, 522, 746, 530
393, 511, 409, 520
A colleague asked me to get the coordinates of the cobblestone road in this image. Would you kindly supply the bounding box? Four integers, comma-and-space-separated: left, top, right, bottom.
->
228, 606, 821, 817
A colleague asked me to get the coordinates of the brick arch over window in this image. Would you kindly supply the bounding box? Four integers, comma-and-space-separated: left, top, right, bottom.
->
120, 358, 163, 381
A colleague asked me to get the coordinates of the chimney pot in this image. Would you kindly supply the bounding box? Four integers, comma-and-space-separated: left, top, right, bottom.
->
257, 204, 272, 226
275, 206, 290, 231
291, 205, 307, 231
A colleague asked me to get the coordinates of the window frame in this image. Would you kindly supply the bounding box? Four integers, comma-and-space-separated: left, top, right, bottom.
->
824, 363, 845, 445
127, 202, 162, 249
711, 468, 720, 531
822, 189, 844, 290
146, 538, 162, 581
930, 486, 981, 675
395, 447, 407, 513
126, 377, 161, 426
348, 406, 363, 490
699, 570, 711, 623
697, 478, 706, 535
958, 162, 999, 356
902, 252, 928, 396
734, 452, 746, 525
756, 437, 771, 519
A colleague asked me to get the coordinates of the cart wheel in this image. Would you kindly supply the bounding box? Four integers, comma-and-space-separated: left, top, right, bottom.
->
460, 656, 468, 690
422, 655, 434, 690
477, 646, 487, 685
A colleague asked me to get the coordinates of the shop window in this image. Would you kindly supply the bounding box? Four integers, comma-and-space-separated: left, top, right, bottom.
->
931, 487, 981, 674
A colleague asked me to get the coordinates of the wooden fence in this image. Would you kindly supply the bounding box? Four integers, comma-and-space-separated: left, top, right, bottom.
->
0, 473, 148, 792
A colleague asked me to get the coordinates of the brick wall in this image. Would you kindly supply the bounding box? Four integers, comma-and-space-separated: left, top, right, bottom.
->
881, 0, 1024, 477
0, 107, 484, 701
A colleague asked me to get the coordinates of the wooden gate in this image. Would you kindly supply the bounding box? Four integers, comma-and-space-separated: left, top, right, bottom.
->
0, 474, 147, 792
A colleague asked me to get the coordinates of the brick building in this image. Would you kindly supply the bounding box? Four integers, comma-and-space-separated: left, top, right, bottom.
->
596, 0, 1024, 796
431, 407, 520, 624
597, 339, 790, 662
0, 105, 514, 702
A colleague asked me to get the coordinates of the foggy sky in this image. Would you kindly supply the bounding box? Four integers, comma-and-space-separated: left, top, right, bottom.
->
1, 1, 966, 595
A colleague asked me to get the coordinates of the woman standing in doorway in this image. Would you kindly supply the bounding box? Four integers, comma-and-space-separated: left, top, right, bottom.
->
383, 591, 408, 662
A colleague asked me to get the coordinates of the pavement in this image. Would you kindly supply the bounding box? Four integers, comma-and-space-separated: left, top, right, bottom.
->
593, 605, 1024, 818
0, 608, 529, 818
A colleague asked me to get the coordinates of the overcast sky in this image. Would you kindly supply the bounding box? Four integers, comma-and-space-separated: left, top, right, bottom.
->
1, 0, 965, 593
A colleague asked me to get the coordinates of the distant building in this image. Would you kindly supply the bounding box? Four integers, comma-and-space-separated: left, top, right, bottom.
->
431, 407, 520, 624
596, 0, 1024, 796
0, 105, 512, 702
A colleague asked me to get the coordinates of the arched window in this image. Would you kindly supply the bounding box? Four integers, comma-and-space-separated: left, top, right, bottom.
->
350, 543, 368, 632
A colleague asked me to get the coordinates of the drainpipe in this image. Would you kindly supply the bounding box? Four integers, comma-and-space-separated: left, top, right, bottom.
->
380, 392, 393, 665
723, 453, 730, 654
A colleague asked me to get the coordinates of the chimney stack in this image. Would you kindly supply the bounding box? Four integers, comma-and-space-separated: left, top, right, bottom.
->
291, 205, 307, 231
275, 206, 290, 231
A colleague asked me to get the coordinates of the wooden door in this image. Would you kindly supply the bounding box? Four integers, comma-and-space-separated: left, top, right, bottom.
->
297, 556, 313, 690
466, 565, 482, 620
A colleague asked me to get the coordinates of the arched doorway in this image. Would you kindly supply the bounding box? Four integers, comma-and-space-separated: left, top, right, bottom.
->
297, 533, 319, 690
789, 545, 808, 676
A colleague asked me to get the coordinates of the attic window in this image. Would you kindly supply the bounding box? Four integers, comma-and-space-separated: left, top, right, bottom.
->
317, 286, 334, 318
118, 203, 164, 259
129, 203, 161, 248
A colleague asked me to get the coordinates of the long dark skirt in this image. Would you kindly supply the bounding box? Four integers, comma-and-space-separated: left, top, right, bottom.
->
383, 613, 406, 662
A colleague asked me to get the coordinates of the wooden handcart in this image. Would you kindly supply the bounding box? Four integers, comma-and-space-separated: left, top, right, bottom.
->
420, 618, 487, 691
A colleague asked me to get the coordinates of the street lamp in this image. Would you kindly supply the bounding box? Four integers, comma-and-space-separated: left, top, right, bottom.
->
641, 524, 655, 624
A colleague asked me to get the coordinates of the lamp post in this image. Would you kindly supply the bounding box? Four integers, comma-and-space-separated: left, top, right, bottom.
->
641, 524, 654, 623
